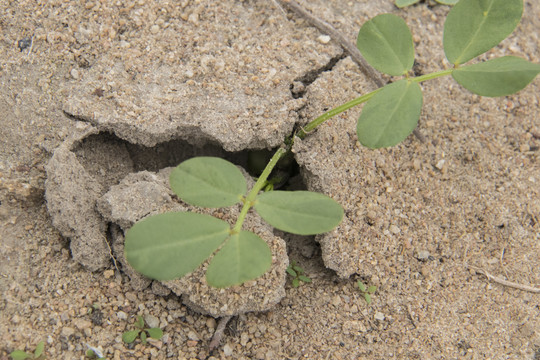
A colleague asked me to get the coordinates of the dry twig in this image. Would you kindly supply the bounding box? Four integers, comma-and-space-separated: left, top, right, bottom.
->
208, 315, 233, 352
468, 265, 540, 294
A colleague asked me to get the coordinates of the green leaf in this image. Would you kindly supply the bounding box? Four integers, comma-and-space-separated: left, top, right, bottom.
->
452, 56, 540, 96
9, 350, 31, 360
125, 212, 230, 280
140, 331, 147, 344
436, 0, 459, 4
136, 315, 145, 329
357, 80, 423, 148
34, 342, 44, 358
254, 191, 344, 235
298, 275, 312, 283
364, 293, 372, 304
170, 157, 247, 208
367, 285, 377, 294
292, 278, 300, 288
357, 14, 415, 76
206, 231, 272, 288
443, 0, 523, 65
147, 328, 164, 340
122, 330, 140, 344
357, 281, 367, 292
395, 0, 420, 8
286, 267, 297, 277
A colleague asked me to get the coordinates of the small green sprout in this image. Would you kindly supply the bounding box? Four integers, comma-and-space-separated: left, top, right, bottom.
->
396, 0, 458, 8
9, 341, 45, 360
357, 281, 377, 304
286, 260, 312, 288
122, 316, 163, 345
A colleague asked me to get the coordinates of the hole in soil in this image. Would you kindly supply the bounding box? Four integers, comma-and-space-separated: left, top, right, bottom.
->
72, 131, 308, 191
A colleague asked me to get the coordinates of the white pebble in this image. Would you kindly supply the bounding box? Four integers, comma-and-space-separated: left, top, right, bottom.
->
374, 312, 385, 321
116, 311, 128, 320
223, 344, 233, 356
435, 159, 445, 170
70, 68, 80, 80
318, 34, 331, 44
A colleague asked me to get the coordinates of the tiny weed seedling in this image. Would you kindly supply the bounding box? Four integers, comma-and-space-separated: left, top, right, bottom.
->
357, 281, 377, 304
396, 0, 458, 8
122, 316, 163, 345
286, 261, 312, 288
9, 341, 45, 360
124, 0, 539, 288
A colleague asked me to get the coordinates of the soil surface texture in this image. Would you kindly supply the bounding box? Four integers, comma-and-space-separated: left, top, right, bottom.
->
1, 1, 539, 359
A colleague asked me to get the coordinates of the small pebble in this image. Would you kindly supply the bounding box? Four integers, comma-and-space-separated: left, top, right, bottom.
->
206, 317, 216, 330
389, 225, 401, 235
70, 68, 80, 80
417, 250, 430, 261
317, 34, 331, 44
187, 330, 199, 341
435, 159, 445, 170
223, 344, 233, 356
374, 312, 385, 321
144, 314, 160, 329
117, 311, 128, 321
61, 326, 76, 337
103, 269, 114, 279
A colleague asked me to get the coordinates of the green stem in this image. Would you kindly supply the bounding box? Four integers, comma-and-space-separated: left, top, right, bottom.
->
297, 88, 382, 139
296, 68, 454, 139
232, 147, 287, 234
411, 69, 454, 83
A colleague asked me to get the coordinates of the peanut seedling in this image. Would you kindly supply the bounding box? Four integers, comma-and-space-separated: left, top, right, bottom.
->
124, 0, 539, 288
122, 316, 163, 345
9, 342, 45, 360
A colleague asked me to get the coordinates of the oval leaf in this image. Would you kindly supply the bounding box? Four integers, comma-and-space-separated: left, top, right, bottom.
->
125, 212, 230, 280
357, 80, 423, 148
254, 191, 344, 235
443, 0, 523, 65
452, 56, 540, 97
206, 231, 272, 288
122, 330, 140, 344
357, 14, 415, 76
395, 0, 420, 8
437, 0, 459, 4
34, 342, 45, 358
9, 351, 31, 360
147, 328, 164, 340
170, 157, 247, 208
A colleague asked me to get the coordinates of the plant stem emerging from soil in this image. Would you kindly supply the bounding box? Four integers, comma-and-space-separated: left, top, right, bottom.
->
232, 148, 287, 234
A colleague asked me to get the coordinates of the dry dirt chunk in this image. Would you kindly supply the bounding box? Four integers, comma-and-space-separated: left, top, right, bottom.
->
45, 125, 113, 271
62, 0, 341, 151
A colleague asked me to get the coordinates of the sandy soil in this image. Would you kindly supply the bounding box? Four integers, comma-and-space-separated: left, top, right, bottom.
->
1, 1, 539, 359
